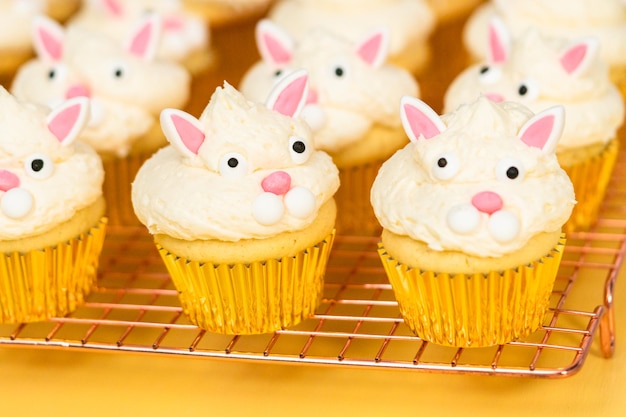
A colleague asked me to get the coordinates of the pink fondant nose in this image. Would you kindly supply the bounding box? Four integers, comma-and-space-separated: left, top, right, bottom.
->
66, 84, 91, 99
0, 170, 19, 192
471, 191, 503, 214
485, 93, 504, 103
306, 88, 318, 104
262, 171, 291, 195
163, 16, 184, 31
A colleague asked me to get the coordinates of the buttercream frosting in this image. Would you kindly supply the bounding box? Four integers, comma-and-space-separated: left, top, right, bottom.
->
11, 15, 190, 157
445, 27, 624, 152
132, 74, 340, 242
268, 0, 435, 59
239, 22, 419, 154
371, 96, 575, 257
464, 0, 626, 68
0, 87, 104, 240
68, 0, 210, 64
0, 0, 46, 54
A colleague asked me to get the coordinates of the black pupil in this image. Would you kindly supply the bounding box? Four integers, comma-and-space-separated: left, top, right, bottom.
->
334, 67, 344, 77
31, 159, 44, 172
48, 69, 56, 79
292, 141, 306, 154
506, 166, 519, 179
437, 158, 447, 168
274, 69, 282, 77
479, 66, 489, 74
114, 68, 124, 78
227, 158, 239, 168
518, 85, 528, 96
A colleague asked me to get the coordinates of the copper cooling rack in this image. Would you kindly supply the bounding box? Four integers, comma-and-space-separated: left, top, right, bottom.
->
1, 154, 626, 378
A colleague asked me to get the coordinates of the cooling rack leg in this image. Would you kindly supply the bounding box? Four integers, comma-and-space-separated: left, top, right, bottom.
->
600, 279, 616, 358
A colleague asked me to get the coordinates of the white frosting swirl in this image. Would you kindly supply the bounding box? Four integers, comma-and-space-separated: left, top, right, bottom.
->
132, 84, 340, 241
371, 98, 575, 257
446, 30, 624, 152
0, 0, 46, 53
464, 0, 626, 68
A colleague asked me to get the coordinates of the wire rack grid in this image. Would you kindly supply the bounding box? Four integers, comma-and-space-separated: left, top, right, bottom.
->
1, 152, 626, 378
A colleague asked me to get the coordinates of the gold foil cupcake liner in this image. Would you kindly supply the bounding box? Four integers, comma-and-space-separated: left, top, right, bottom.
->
102, 154, 149, 227
0, 218, 108, 324
336, 162, 384, 236
378, 236, 566, 348
157, 231, 336, 335
561, 138, 619, 233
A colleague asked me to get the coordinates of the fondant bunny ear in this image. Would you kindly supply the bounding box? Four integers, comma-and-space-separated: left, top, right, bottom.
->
255, 19, 294, 66
517, 106, 565, 154
266, 69, 308, 118
487, 17, 511, 64
126, 13, 162, 61
32, 16, 65, 63
560, 38, 599, 77
160, 109, 206, 157
46, 97, 90, 146
100, 0, 124, 17
355, 27, 390, 68
400, 96, 446, 143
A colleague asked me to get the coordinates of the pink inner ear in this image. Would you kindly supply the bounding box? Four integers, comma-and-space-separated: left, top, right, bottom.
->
103, 0, 123, 16
403, 104, 441, 140
520, 115, 554, 149
271, 75, 307, 117
128, 22, 153, 57
48, 104, 81, 143
37, 27, 63, 61
357, 33, 383, 66
488, 24, 507, 64
561, 44, 588, 74
262, 33, 292, 64
172, 114, 204, 155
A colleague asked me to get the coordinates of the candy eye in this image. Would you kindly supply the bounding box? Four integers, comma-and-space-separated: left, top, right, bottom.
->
218, 152, 249, 177
288, 136, 311, 164
273, 69, 283, 78
496, 157, 525, 182
47, 64, 67, 83
328, 59, 349, 80
478, 65, 502, 84
432, 152, 459, 180
110, 62, 129, 80
24, 154, 54, 180
516, 78, 539, 102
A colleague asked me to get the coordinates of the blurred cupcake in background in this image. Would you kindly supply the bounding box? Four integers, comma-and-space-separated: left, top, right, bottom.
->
0, 88, 106, 323
183, 0, 274, 28
240, 20, 419, 235
445, 20, 624, 231
11, 14, 191, 226
267, 0, 435, 76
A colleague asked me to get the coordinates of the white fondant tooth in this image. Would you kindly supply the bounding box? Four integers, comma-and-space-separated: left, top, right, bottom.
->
252, 192, 284, 225
1, 188, 34, 219
284, 186, 316, 218
446, 204, 480, 235
488, 210, 520, 243
301, 104, 326, 132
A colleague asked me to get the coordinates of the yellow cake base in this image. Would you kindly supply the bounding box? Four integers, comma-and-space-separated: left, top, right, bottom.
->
0, 217, 107, 324
378, 232, 566, 348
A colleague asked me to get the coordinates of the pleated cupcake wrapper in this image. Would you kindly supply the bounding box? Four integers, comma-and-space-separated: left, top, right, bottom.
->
336, 162, 384, 236
102, 154, 149, 227
561, 138, 619, 233
377, 235, 566, 348
157, 231, 336, 335
0, 218, 108, 323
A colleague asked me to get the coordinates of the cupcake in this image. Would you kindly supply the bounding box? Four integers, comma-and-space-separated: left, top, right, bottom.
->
182, 0, 274, 28
68, 0, 214, 75
463, 0, 626, 99
426, 0, 484, 24
445, 21, 624, 232
45, 0, 81, 22
267, 0, 435, 76
0, 88, 106, 323
240, 20, 419, 235
371, 96, 575, 347
132, 71, 340, 335
11, 15, 191, 225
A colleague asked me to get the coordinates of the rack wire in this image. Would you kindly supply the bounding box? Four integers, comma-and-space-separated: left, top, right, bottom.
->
1, 152, 626, 378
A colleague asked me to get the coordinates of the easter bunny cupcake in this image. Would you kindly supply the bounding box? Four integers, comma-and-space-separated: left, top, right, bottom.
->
372, 96, 575, 347
445, 20, 624, 231
68, 0, 213, 75
132, 71, 339, 334
240, 20, 419, 235
0, 87, 106, 323
267, 0, 435, 75
11, 15, 191, 225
